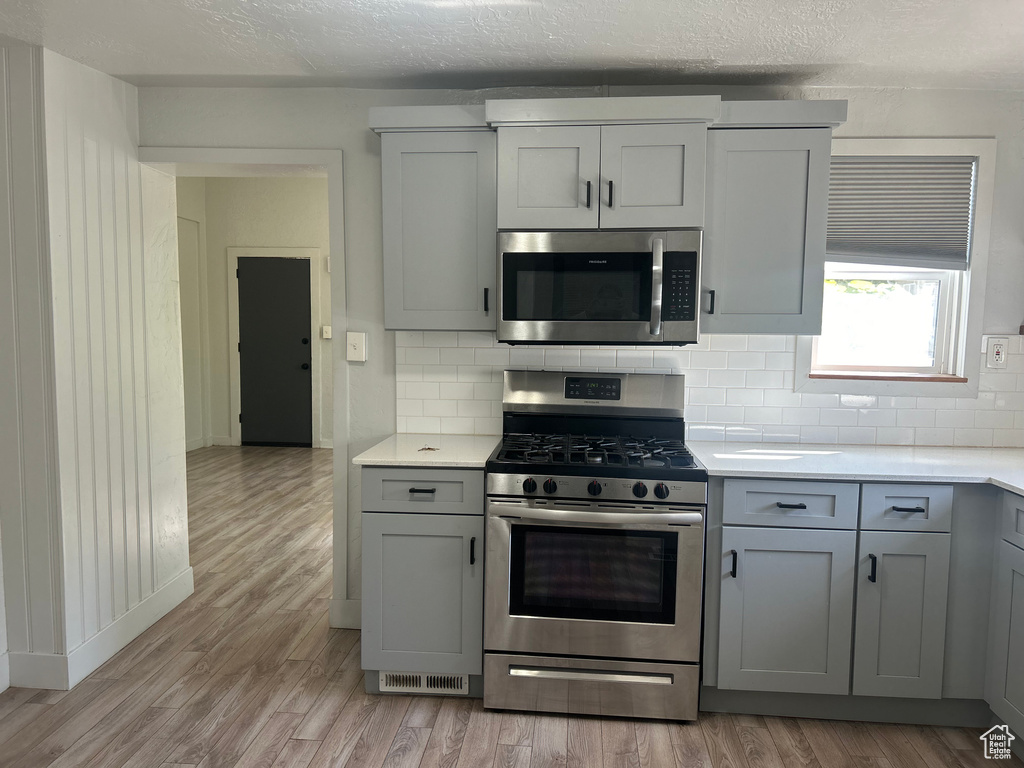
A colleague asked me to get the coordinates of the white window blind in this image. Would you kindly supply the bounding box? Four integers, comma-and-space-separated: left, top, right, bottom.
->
826, 156, 976, 270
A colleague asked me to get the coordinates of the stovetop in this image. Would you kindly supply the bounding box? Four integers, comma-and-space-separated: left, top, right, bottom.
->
486, 431, 708, 483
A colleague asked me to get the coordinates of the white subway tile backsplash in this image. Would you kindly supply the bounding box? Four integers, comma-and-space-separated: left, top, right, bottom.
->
709, 369, 746, 388
394, 332, 1024, 445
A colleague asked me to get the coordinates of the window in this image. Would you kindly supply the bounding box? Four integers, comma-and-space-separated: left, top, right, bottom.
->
797, 138, 996, 397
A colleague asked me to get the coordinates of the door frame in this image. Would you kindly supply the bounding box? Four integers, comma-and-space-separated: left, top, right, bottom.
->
228, 247, 321, 448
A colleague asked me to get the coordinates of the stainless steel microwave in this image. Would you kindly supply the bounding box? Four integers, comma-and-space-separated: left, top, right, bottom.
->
497, 230, 701, 345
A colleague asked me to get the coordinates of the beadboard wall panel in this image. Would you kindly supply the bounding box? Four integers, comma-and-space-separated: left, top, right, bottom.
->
41, 49, 190, 659
0, 45, 64, 661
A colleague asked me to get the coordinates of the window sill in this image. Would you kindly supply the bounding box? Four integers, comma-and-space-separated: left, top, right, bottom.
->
808, 372, 969, 384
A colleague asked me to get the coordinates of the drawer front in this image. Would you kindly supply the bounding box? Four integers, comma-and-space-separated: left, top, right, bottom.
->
1003, 492, 1024, 550
860, 484, 952, 532
722, 479, 859, 529
362, 467, 484, 515
484, 653, 698, 721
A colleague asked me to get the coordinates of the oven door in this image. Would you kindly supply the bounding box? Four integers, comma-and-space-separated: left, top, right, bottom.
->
484, 500, 704, 663
497, 230, 700, 345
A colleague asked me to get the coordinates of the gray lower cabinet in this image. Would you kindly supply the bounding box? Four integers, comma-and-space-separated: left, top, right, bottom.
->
701, 127, 831, 334
986, 537, 1024, 737
381, 130, 496, 330
718, 525, 857, 694
361, 511, 484, 675
852, 531, 951, 698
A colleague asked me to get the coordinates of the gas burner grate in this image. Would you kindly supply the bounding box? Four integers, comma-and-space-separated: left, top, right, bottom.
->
494, 433, 696, 470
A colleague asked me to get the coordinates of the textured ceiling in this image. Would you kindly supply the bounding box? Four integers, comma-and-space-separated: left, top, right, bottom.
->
1, 0, 1023, 89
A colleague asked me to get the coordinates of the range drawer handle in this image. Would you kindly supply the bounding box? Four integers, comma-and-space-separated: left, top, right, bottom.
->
776, 502, 808, 510
408, 487, 437, 495
891, 505, 925, 513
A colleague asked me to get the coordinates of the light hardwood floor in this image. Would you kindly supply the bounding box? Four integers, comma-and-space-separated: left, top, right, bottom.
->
0, 445, 1018, 768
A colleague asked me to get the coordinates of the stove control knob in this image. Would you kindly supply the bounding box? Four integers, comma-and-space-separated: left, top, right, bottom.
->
654, 483, 670, 500
587, 480, 603, 496
632, 482, 648, 498
522, 477, 537, 494
543, 478, 558, 494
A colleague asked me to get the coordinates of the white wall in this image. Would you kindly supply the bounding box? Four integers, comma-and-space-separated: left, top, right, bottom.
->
137, 82, 1024, 606
176, 178, 209, 451
0, 49, 195, 689
0, 45, 65, 676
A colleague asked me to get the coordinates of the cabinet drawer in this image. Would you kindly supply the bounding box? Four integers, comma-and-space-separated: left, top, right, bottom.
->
860, 484, 952, 532
722, 479, 859, 529
1003, 492, 1024, 550
362, 467, 484, 515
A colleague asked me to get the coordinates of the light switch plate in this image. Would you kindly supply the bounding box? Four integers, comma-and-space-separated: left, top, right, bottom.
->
346, 331, 367, 362
322, 325, 332, 339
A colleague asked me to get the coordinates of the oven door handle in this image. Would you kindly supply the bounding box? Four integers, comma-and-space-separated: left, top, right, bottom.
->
649, 236, 664, 338
491, 504, 703, 527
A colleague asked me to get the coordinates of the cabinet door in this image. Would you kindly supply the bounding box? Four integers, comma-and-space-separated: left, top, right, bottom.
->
362, 513, 483, 675
853, 531, 951, 698
702, 128, 831, 334
987, 540, 1024, 738
599, 123, 706, 229
382, 131, 496, 330
496, 125, 601, 229
719, 526, 856, 694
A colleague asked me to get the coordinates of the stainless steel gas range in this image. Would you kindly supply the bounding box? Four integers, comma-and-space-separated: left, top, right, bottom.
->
483, 370, 708, 721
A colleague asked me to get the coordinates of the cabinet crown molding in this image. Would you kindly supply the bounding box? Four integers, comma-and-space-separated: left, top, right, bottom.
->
485, 95, 722, 126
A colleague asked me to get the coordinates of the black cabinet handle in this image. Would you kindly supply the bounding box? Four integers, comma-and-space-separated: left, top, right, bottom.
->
301, 363, 310, 370
776, 502, 808, 510
708, 289, 716, 315
408, 487, 436, 494
892, 505, 926, 513
608, 179, 614, 208
729, 549, 738, 578
585, 180, 592, 209
484, 287, 489, 314
868, 553, 877, 583
470, 537, 477, 565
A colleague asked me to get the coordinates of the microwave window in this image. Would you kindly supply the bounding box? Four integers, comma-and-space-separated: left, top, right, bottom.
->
504, 253, 652, 322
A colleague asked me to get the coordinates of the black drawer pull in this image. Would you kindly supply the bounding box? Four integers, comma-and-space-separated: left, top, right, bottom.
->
470, 536, 477, 565
484, 287, 489, 314
729, 550, 738, 578
776, 502, 808, 510
868, 553, 877, 583
891, 505, 925, 513
408, 487, 437, 494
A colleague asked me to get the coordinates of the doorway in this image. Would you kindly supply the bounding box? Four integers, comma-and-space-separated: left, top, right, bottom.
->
236, 255, 313, 446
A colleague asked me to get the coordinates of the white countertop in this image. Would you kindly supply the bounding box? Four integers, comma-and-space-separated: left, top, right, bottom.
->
352, 434, 1024, 495
352, 433, 500, 468
690, 441, 1024, 495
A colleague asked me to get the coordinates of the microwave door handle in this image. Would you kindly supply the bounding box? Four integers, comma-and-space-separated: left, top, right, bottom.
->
649, 237, 664, 338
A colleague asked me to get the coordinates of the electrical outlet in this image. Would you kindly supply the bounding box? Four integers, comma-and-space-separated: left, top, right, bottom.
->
987, 336, 1008, 369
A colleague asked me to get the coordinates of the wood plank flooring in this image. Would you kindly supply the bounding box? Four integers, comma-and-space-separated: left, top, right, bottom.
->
0, 445, 1018, 768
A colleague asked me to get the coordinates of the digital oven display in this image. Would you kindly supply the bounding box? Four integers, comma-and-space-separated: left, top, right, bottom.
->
564, 376, 621, 401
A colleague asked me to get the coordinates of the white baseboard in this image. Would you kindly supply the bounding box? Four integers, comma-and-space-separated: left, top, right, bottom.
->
0, 652, 9, 694
319, 440, 333, 449
212, 435, 233, 446
330, 598, 360, 629
9, 568, 194, 690
186, 438, 205, 452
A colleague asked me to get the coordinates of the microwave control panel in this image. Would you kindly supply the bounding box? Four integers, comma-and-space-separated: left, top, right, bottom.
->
662, 251, 698, 322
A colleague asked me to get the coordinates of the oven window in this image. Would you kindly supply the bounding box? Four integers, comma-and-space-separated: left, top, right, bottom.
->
503, 253, 652, 322
508, 525, 677, 624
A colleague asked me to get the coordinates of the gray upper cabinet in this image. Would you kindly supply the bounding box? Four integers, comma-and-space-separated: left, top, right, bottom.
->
381, 131, 496, 330
987, 538, 1024, 738
852, 531, 951, 699
497, 123, 706, 230
718, 525, 856, 695
702, 127, 832, 334
362, 511, 484, 675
